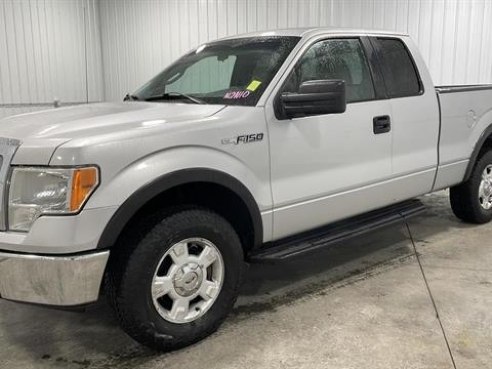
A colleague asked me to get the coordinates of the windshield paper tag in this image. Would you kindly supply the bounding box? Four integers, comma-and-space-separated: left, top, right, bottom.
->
246, 80, 262, 91
224, 90, 251, 99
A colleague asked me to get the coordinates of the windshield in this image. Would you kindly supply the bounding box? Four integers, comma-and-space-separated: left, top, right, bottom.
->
132, 36, 300, 106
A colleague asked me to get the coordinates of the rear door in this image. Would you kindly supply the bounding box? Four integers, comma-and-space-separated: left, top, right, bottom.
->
370, 36, 440, 195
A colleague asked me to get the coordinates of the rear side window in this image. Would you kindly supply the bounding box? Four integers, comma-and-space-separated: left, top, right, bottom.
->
373, 38, 422, 98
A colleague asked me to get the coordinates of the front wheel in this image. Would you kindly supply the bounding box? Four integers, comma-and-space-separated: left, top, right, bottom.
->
106, 208, 244, 351
450, 150, 492, 224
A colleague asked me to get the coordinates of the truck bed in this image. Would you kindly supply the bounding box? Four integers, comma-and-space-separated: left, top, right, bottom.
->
433, 84, 492, 190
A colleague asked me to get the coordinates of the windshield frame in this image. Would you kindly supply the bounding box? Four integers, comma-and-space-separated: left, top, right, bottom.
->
132, 36, 301, 107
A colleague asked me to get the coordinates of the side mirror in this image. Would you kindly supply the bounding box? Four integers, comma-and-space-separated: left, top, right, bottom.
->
279, 80, 346, 119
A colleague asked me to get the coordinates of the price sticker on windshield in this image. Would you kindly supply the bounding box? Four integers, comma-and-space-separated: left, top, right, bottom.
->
246, 80, 262, 92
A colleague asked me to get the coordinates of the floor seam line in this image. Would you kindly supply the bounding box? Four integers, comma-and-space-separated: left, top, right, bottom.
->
403, 219, 458, 369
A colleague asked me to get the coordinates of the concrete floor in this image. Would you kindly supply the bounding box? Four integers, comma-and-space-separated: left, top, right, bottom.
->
0, 191, 491, 369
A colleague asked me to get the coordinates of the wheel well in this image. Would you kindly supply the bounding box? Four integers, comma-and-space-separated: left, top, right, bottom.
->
112, 182, 257, 255
465, 127, 492, 181
477, 134, 492, 159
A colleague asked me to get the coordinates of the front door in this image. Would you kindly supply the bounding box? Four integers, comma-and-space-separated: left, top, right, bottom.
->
266, 37, 393, 239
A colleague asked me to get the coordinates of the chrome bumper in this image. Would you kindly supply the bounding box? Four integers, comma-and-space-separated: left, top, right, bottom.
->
0, 250, 109, 306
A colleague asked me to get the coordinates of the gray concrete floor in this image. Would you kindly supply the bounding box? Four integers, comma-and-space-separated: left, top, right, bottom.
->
0, 191, 491, 369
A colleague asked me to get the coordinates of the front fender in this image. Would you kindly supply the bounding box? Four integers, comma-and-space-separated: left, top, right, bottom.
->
96, 167, 264, 250
85, 145, 272, 211
82, 146, 271, 248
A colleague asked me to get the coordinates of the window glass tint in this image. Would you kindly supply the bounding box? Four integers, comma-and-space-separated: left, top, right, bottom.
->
283, 39, 375, 103
374, 38, 421, 97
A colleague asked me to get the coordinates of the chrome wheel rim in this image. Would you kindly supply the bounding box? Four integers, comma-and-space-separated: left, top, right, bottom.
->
479, 165, 492, 210
151, 238, 224, 324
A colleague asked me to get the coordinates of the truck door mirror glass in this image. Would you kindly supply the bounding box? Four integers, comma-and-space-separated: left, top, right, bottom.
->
279, 80, 346, 119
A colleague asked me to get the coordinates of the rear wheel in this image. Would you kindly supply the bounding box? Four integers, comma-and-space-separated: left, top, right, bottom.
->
450, 150, 492, 223
106, 208, 244, 351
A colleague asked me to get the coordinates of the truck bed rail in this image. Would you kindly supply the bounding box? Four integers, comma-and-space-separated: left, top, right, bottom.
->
436, 85, 492, 94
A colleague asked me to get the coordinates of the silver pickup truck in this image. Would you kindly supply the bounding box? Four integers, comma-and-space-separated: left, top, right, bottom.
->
0, 28, 492, 351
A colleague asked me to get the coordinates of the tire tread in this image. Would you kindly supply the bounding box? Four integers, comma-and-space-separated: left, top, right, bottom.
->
450, 151, 492, 224
105, 207, 244, 351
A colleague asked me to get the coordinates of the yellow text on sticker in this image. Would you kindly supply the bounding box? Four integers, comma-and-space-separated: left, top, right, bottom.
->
246, 80, 262, 92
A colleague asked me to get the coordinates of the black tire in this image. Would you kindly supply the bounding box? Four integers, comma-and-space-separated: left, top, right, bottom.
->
106, 207, 244, 351
450, 150, 492, 224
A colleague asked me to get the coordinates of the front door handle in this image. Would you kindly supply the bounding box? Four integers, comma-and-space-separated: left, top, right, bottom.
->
373, 115, 391, 134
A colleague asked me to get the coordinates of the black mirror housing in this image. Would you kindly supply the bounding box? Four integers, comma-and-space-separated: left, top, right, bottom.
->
279, 80, 346, 119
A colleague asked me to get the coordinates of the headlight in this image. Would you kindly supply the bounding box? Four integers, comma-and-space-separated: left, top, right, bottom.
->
8, 166, 99, 231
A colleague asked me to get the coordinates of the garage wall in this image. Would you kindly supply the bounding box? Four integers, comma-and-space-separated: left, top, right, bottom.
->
1, 0, 492, 115
0, 0, 104, 119
99, 0, 492, 102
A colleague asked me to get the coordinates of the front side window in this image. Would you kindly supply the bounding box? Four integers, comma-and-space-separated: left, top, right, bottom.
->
373, 38, 422, 98
282, 38, 375, 103
133, 37, 300, 106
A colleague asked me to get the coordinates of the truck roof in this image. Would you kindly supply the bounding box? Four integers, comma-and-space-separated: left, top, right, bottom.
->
219, 27, 408, 40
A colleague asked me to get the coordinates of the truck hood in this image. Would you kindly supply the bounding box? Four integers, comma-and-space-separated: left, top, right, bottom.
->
0, 102, 225, 141
0, 101, 226, 165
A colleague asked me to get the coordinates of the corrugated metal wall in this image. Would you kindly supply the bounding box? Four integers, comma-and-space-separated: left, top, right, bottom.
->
0, 0, 104, 119
2, 0, 492, 113
99, 0, 492, 102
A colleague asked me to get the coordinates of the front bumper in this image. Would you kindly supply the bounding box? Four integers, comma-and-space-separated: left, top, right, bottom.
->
0, 250, 109, 306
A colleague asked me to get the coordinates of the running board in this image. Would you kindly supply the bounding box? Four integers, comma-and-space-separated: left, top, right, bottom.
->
248, 199, 425, 263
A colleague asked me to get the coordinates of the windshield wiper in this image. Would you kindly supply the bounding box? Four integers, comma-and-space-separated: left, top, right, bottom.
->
124, 93, 140, 101
144, 92, 205, 104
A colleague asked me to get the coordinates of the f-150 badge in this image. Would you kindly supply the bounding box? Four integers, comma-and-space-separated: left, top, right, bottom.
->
221, 133, 264, 145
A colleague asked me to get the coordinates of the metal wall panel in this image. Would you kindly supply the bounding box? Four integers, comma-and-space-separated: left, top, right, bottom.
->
0, 0, 104, 119
99, 0, 492, 101
2, 0, 492, 114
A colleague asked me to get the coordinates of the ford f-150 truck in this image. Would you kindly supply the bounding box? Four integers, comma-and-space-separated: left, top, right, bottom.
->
0, 28, 492, 351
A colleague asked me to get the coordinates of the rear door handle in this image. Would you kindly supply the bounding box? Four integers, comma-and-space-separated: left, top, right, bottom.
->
373, 115, 391, 134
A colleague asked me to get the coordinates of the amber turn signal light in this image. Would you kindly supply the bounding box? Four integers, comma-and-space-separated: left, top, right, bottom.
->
70, 167, 99, 212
